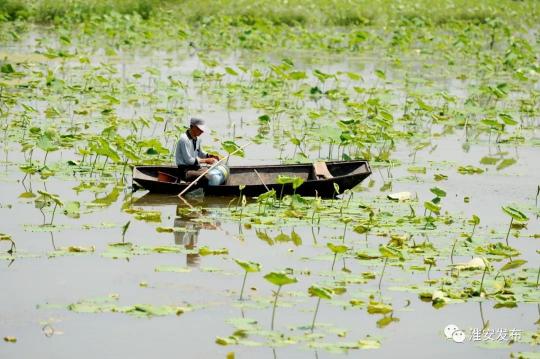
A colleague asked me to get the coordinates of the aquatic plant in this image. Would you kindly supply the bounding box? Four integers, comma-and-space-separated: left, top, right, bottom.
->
35, 190, 63, 225
263, 271, 297, 330
121, 221, 131, 243
307, 285, 333, 332
0, 233, 16, 254
234, 259, 261, 300
501, 206, 528, 245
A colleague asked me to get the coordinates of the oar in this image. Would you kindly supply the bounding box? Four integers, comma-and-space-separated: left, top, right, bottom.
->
178, 142, 251, 198
178, 195, 195, 209
253, 169, 269, 191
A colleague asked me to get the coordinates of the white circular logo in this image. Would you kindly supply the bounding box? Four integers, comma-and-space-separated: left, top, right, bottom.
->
444, 324, 459, 339
452, 330, 466, 343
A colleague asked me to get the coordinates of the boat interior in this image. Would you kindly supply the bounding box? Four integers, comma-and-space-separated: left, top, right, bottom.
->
136, 161, 369, 186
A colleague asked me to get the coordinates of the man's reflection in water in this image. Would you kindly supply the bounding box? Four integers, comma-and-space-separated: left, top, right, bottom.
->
173, 204, 219, 267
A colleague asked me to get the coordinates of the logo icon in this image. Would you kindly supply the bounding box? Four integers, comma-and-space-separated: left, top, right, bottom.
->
444, 324, 465, 343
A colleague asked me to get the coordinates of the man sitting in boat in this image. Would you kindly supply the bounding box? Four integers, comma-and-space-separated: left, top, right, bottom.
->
175, 118, 220, 184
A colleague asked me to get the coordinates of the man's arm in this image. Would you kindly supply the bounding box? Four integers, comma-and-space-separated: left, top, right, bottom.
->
196, 138, 207, 158
175, 137, 197, 166
196, 139, 218, 164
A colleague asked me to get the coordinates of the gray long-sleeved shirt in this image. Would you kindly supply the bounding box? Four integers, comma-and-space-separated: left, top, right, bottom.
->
175, 131, 207, 166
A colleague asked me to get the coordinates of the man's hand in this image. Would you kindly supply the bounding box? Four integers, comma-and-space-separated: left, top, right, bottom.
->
207, 154, 221, 164
201, 157, 218, 165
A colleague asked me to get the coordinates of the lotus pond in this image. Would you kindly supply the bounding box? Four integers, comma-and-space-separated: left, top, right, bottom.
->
1, 1, 539, 358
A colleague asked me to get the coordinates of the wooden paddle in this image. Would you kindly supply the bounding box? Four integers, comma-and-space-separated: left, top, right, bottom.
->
253, 169, 269, 191
177, 142, 251, 198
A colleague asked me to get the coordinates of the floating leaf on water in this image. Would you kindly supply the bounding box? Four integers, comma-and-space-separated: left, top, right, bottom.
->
65, 245, 95, 253
49, 246, 95, 257
198, 246, 229, 256
225, 67, 238, 76
312, 338, 381, 352
283, 209, 305, 218
367, 301, 393, 314
480, 156, 500, 166
376, 315, 400, 328
355, 250, 380, 260
258, 114, 271, 123
125, 208, 161, 222
332, 287, 347, 295
327, 243, 349, 254
353, 225, 369, 234
349, 299, 364, 307
92, 187, 120, 206
63, 201, 81, 218
434, 173, 448, 181
431, 290, 448, 308
430, 187, 446, 198
423, 257, 436, 266
452, 257, 486, 270
289, 71, 307, 81
308, 285, 333, 300
216, 336, 237, 346
496, 159, 517, 171
457, 165, 484, 174
407, 166, 426, 174
498, 113, 517, 126
481, 118, 502, 129
476, 242, 520, 257
0, 233, 12, 241
155, 265, 191, 273
424, 201, 441, 214
263, 271, 297, 286
387, 192, 412, 202
65, 296, 190, 318
234, 259, 262, 273
256, 231, 273, 245
36, 190, 63, 206
37, 130, 59, 153
379, 246, 404, 260
375, 69, 386, 79
502, 206, 529, 222
274, 233, 290, 243
362, 272, 376, 279
128, 304, 189, 317
3, 336, 16, 343
469, 214, 480, 225
151, 246, 182, 253
1, 63, 15, 73
500, 259, 527, 272
18, 191, 36, 199
493, 300, 517, 309
290, 231, 302, 246
508, 352, 540, 359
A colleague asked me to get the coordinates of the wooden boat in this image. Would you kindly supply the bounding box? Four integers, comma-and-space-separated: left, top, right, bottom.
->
132, 160, 371, 198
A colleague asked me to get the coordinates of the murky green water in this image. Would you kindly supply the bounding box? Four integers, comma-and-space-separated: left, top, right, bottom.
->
1, 26, 539, 358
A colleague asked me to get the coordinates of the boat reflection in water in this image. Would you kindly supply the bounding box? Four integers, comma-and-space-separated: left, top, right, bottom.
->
173, 207, 220, 267
132, 193, 224, 267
